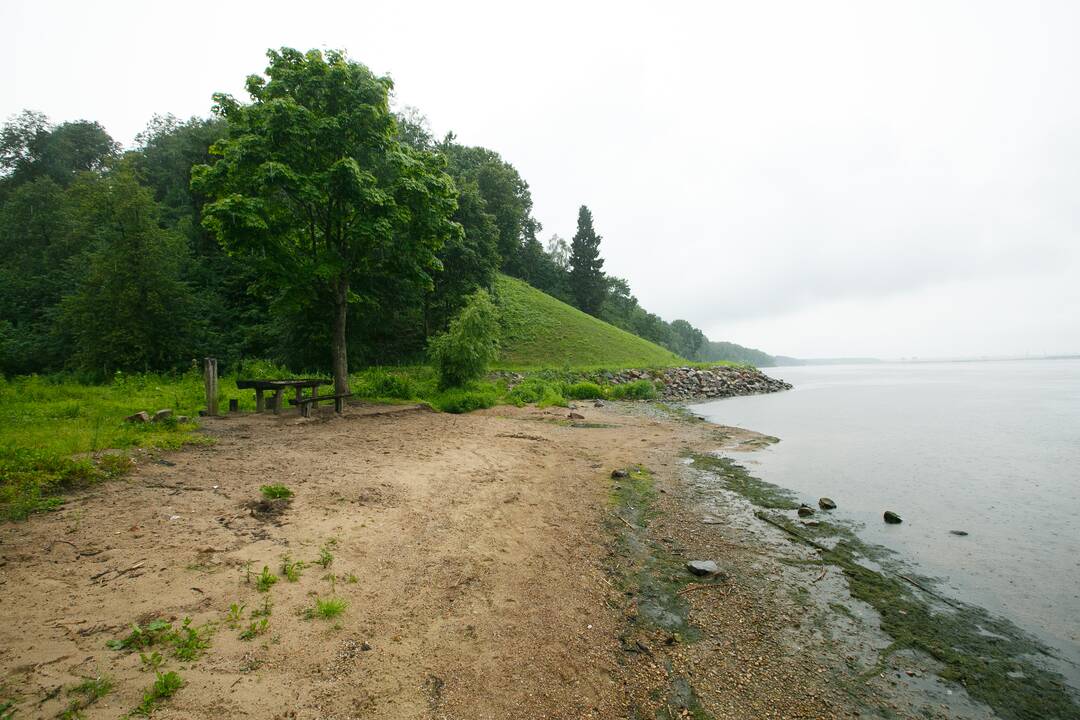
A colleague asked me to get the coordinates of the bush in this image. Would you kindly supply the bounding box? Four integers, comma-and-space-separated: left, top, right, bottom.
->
507, 378, 567, 408
428, 289, 500, 388
609, 379, 658, 400
355, 370, 416, 400
563, 381, 605, 400
430, 386, 499, 414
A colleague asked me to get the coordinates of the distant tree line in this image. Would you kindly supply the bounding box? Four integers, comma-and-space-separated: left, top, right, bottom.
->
0, 48, 730, 378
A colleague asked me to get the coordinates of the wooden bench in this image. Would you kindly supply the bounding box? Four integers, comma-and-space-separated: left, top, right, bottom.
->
288, 392, 353, 417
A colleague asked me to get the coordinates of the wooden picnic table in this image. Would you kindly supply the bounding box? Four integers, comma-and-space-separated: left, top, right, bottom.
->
235, 379, 324, 414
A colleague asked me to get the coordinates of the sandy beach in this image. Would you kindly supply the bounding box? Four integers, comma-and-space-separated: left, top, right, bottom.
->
0, 402, 996, 719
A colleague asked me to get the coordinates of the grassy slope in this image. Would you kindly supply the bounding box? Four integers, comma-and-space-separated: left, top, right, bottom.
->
494, 275, 683, 369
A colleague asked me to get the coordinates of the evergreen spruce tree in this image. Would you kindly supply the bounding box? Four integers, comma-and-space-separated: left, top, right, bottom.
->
568, 205, 606, 315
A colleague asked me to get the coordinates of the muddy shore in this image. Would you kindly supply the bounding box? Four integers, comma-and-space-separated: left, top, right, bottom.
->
0, 401, 1056, 718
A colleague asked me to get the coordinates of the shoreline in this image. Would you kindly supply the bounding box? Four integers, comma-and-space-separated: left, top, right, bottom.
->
1, 399, 1076, 718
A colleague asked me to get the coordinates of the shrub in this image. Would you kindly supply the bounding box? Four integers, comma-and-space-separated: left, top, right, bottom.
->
430, 387, 498, 414
260, 484, 293, 500
609, 379, 658, 400
428, 289, 500, 388
355, 370, 416, 400
563, 381, 605, 400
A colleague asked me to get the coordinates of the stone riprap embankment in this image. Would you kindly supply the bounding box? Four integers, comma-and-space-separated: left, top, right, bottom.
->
495, 366, 792, 402
605, 366, 791, 401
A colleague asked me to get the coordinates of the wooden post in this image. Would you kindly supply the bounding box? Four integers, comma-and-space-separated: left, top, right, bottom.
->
255, 388, 264, 413
229, 398, 239, 413
272, 388, 283, 415
204, 358, 219, 417
311, 384, 320, 410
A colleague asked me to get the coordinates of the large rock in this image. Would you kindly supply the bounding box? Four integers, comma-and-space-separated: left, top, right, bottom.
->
797, 505, 815, 517
818, 497, 837, 510
125, 411, 150, 424
686, 560, 719, 576
883, 511, 903, 524
152, 409, 173, 422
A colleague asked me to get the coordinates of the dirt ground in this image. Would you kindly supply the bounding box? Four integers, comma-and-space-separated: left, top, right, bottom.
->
0, 402, 965, 719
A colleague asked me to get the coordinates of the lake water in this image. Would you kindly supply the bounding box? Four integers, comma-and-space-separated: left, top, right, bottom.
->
689, 359, 1080, 687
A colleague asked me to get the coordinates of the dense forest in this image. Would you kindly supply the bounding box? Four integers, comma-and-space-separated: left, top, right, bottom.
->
0, 48, 757, 380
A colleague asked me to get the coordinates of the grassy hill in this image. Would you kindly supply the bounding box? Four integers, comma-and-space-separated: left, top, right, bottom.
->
493, 275, 684, 368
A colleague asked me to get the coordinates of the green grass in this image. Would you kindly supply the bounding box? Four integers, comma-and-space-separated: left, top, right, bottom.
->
308, 597, 347, 620
493, 275, 683, 368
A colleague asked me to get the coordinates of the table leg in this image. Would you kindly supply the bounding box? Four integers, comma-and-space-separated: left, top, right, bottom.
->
272, 389, 283, 415
255, 389, 264, 413
311, 384, 320, 410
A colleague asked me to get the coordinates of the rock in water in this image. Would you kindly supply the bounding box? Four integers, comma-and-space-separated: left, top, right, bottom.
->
950, 530, 969, 536
611, 469, 629, 479
686, 560, 719, 576
883, 511, 903, 524
818, 497, 837, 510
797, 505, 815, 517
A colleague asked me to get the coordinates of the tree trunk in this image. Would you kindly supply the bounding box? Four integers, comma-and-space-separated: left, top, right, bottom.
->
332, 275, 350, 395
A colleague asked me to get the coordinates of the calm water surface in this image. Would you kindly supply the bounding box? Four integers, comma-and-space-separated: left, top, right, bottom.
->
690, 359, 1080, 686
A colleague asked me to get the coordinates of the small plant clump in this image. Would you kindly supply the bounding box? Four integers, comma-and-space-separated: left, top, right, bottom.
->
58, 675, 114, 718
315, 547, 334, 569
239, 618, 269, 641
225, 603, 245, 627
308, 597, 347, 620
139, 651, 164, 671
130, 671, 183, 717
260, 484, 293, 500
255, 566, 278, 592
281, 554, 304, 581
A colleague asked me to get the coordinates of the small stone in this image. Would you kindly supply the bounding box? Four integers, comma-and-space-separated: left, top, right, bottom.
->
611, 469, 629, 479
152, 409, 173, 422
593, 400, 605, 408
125, 411, 150, 423
949, 530, 969, 536
568, 412, 585, 420
801, 520, 821, 527
818, 497, 837, 510
797, 505, 815, 517
686, 560, 719, 576
360, 641, 372, 651
883, 511, 903, 524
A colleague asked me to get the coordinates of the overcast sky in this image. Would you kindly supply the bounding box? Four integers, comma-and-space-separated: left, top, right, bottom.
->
3, 1, 1077, 359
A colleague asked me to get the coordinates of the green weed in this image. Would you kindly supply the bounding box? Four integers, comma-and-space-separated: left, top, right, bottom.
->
238, 618, 269, 640
255, 566, 278, 592
170, 617, 211, 661
130, 671, 183, 717
224, 603, 245, 627
139, 651, 164, 671
259, 484, 293, 500
281, 554, 304, 581
315, 547, 334, 569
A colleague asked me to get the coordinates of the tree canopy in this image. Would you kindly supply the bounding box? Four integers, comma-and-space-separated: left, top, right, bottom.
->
192, 48, 460, 392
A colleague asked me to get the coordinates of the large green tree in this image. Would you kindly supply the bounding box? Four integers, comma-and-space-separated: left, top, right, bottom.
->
569, 205, 606, 315
192, 48, 460, 392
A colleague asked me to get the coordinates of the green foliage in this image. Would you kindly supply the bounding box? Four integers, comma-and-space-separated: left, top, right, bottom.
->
281, 555, 304, 582
106, 617, 210, 662
106, 620, 174, 652
170, 617, 211, 661
429, 289, 501, 388
309, 597, 347, 620
495, 276, 680, 368
139, 651, 164, 671
315, 546, 334, 569
238, 618, 269, 640
57, 166, 197, 374
568, 205, 606, 316
259, 484, 293, 500
562, 381, 605, 400
506, 378, 566, 408
255, 566, 278, 592
351, 368, 425, 400
429, 385, 498, 413
130, 671, 183, 717
193, 47, 460, 392
608, 379, 658, 400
